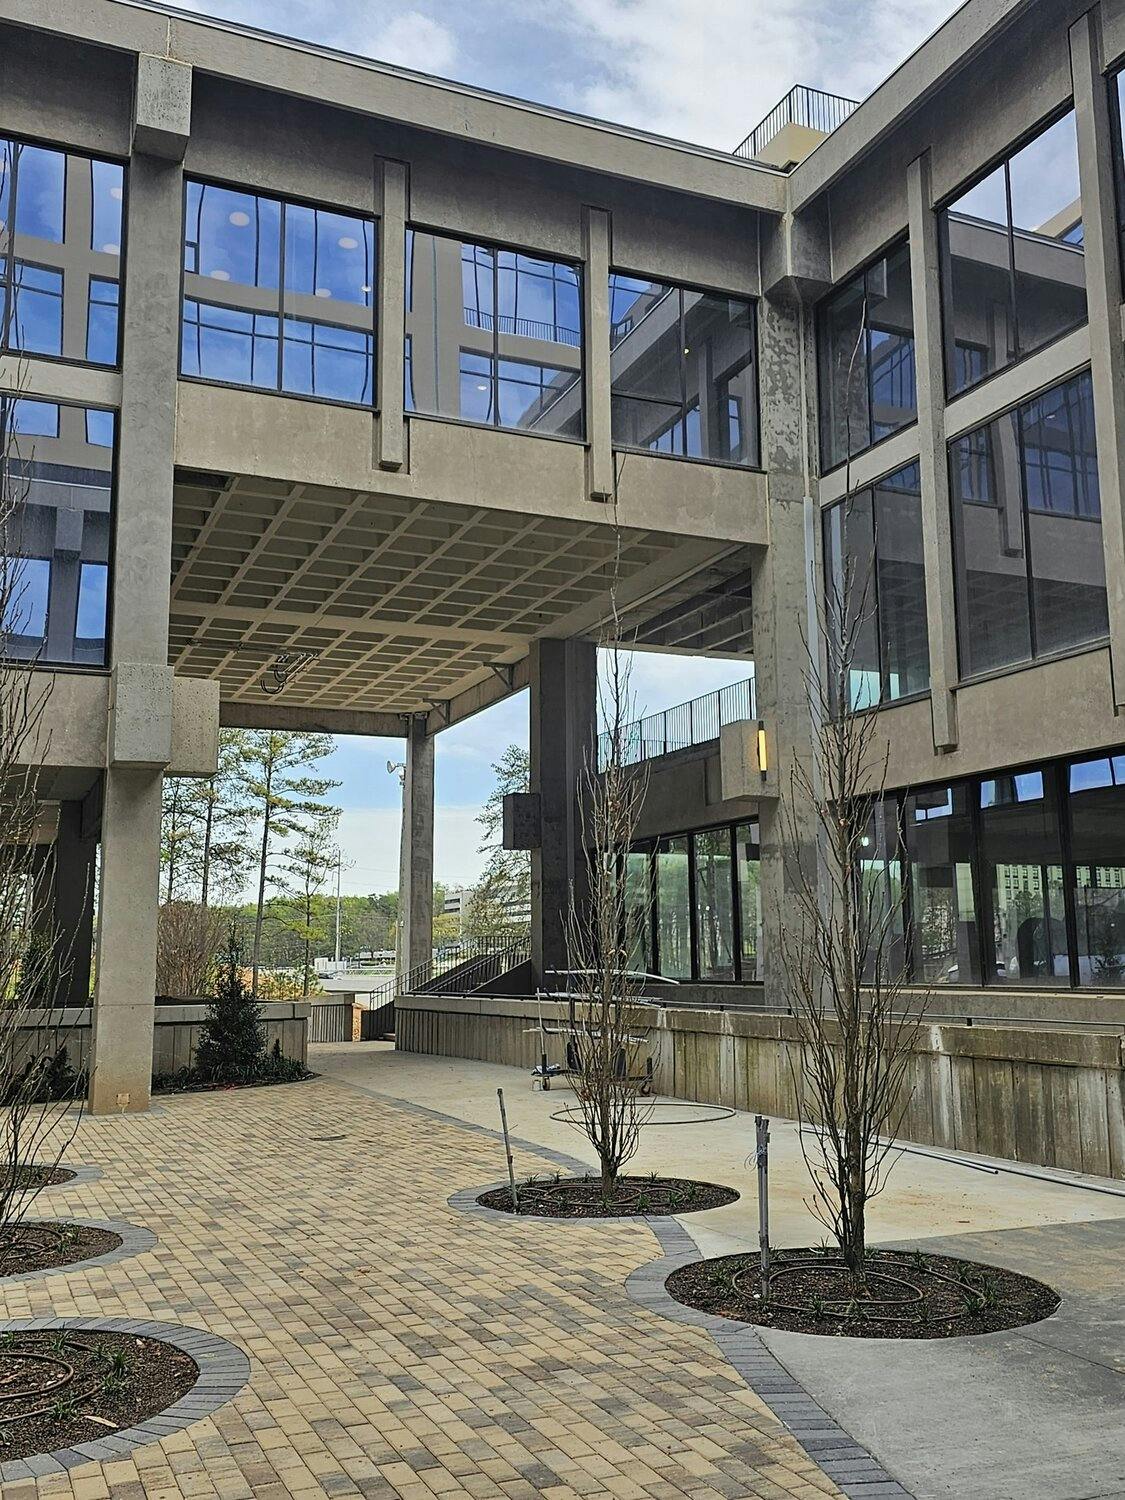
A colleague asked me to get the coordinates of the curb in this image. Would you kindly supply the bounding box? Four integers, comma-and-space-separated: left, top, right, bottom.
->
0, 1219, 157, 1287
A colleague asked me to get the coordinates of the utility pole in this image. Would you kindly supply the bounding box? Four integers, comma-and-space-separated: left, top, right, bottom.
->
334, 846, 342, 969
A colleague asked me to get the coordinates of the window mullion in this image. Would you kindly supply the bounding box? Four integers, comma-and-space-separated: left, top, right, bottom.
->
276, 200, 286, 393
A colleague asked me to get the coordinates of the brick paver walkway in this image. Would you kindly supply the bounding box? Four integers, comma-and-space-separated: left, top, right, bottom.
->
3, 1073, 842, 1500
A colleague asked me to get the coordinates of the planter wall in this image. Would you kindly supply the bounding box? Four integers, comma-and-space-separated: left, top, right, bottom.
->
395, 993, 1125, 1179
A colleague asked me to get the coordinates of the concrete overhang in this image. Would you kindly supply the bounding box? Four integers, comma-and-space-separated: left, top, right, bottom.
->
787, 0, 1037, 212
2, 0, 787, 214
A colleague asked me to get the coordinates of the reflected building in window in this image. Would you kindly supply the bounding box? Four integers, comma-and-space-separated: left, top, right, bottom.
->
1, 395, 113, 666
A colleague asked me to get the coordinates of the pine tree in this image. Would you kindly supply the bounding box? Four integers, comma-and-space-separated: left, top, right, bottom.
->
195, 927, 265, 1083
275, 806, 340, 998
463, 745, 531, 938
187, 730, 252, 907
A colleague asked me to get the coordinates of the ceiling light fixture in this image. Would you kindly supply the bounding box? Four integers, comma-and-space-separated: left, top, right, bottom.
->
229, 210, 250, 227
338, 235, 358, 250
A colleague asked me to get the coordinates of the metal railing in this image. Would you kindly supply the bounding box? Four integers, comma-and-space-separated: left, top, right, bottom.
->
734, 85, 858, 162
597, 675, 755, 771
463, 307, 581, 347
365, 934, 531, 1009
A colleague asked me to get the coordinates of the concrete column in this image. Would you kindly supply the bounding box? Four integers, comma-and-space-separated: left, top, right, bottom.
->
907, 151, 960, 749
90, 56, 190, 1115
397, 717, 434, 973
1070, 10, 1125, 708
53, 801, 96, 1008
529, 637, 596, 983
582, 206, 614, 501
754, 293, 820, 1010
376, 158, 408, 471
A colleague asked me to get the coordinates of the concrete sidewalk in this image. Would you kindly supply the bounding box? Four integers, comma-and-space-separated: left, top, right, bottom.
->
315, 1043, 1125, 1500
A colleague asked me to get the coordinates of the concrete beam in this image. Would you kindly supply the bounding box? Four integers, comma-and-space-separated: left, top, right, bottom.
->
907, 151, 959, 750
397, 719, 434, 972
1070, 9, 1125, 709
132, 53, 191, 160
53, 801, 96, 1009
582, 205, 614, 501
173, 600, 529, 648
424, 655, 530, 736
220, 699, 406, 738
376, 158, 408, 471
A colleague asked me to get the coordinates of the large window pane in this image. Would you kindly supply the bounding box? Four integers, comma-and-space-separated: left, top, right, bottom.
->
823, 490, 880, 712
941, 110, 1086, 395
735, 822, 761, 981
860, 799, 907, 982
624, 848, 653, 974
611, 274, 757, 465
950, 410, 1032, 676
1068, 754, 1125, 987
903, 784, 981, 984
979, 771, 1069, 985
693, 829, 734, 980
818, 276, 868, 468
867, 244, 916, 443
655, 835, 692, 979
182, 180, 375, 405
874, 464, 930, 701
1008, 112, 1086, 357
406, 229, 583, 437
1, 396, 114, 667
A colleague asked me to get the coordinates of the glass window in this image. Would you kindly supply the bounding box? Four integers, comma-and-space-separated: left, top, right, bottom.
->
0, 138, 123, 365
940, 110, 1085, 396
978, 771, 1069, 985
860, 799, 907, 982
818, 242, 915, 469
624, 848, 653, 975
1069, 754, 1125, 987
182, 180, 374, 404
406, 229, 583, 438
950, 370, 1105, 679
694, 828, 734, 981
655, 835, 692, 980
823, 462, 929, 712
610, 274, 757, 465
0, 396, 114, 666
903, 783, 981, 984
734, 822, 761, 981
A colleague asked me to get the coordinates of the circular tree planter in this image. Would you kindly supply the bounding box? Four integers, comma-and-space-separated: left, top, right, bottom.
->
0, 1222, 123, 1279
477, 1174, 739, 1219
11, 1165, 76, 1189
665, 1246, 1060, 1339
0, 1318, 250, 1482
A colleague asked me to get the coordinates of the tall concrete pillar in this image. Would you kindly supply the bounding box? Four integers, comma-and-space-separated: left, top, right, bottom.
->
1070, 10, 1125, 707
397, 717, 435, 973
529, 637, 596, 983
53, 801, 96, 1009
89, 56, 191, 1114
753, 292, 820, 1009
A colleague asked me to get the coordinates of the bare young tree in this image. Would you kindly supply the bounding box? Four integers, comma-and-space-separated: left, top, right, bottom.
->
776, 305, 927, 1277
562, 516, 653, 1196
0, 356, 86, 1241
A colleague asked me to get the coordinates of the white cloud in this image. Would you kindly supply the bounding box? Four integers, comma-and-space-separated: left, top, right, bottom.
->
362, 11, 457, 75
553, 0, 960, 150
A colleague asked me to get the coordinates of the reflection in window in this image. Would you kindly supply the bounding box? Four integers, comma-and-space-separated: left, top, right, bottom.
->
735, 823, 761, 981
609, 274, 757, 465
0, 395, 114, 666
655, 836, 692, 980
822, 462, 929, 712
950, 370, 1106, 678
979, 772, 1069, 985
181, 180, 374, 404
903, 784, 981, 984
624, 848, 653, 974
940, 110, 1085, 395
405, 230, 583, 437
1070, 754, 1125, 986
694, 829, 734, 981
818, 242, 915, 469
0, 138, 123, 366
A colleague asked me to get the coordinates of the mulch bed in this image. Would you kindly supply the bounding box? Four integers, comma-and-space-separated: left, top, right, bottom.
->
478, 1174, 739, 1218
11, 1166, 75, 1189
151, 1068, 313, 1095
666, 1246, 1060, 1339
0, 1223, 121, 1279
0, 1329, 198, 1462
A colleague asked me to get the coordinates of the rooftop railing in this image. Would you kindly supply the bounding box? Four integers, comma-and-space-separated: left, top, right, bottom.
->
597, 675, 755, 772
734, 85, 858, 162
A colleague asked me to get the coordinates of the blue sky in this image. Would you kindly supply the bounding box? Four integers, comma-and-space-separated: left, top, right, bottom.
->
176, 0, 962, 894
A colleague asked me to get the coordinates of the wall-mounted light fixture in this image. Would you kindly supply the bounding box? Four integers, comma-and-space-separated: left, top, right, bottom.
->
757, 719, 768, 780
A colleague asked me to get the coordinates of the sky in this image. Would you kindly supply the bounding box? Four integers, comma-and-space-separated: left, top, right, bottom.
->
175, 0, 964, 897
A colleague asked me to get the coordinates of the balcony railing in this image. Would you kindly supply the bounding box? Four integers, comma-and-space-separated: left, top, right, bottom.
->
734, 85, 858, 162
597, 675, 755, 772
463, 306, 581, 347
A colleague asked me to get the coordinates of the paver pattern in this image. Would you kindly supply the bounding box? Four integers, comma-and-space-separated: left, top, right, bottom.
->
2, 1072, 843, 1499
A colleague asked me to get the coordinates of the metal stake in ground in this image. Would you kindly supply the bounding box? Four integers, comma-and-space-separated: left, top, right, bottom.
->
497, 1088, 520, 1212
755, 1114, 771, 1299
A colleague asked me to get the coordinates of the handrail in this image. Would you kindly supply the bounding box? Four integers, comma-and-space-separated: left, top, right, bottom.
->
597, 675, 755, 772
368, 935, 531, 1007
734, 85, 858, 161
463, 306, 581, 347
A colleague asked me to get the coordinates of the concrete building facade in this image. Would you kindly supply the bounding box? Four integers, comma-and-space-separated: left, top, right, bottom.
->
4, 0, 1125, 1114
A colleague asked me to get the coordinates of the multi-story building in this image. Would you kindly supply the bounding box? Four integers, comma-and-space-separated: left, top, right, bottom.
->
4, 0, 1125, 1124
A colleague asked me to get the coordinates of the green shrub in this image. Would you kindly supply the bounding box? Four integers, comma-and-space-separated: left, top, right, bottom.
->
194, 927, 265, 1084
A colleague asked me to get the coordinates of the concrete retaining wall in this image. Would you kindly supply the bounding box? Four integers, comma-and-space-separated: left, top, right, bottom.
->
396, 994, 1125, 1178
22, 1002, 310, 1078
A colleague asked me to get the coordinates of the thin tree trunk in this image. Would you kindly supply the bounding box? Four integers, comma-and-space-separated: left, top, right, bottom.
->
251, 760, 273, 998
201, 788, 214, 908
165, 783, 179, 903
